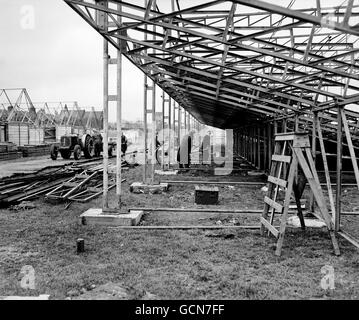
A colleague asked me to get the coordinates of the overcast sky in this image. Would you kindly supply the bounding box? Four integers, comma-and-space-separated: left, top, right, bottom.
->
0, 0, 353, 121
0, 0, 144, 121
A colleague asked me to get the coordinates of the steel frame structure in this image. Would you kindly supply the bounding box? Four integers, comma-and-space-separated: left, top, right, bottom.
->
64, 0, 359, 243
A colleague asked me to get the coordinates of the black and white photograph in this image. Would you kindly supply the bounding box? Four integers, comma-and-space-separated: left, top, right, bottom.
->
1, 0, 359, 307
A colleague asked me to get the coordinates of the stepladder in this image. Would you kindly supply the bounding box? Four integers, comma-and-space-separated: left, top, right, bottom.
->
261, 132, 340, 257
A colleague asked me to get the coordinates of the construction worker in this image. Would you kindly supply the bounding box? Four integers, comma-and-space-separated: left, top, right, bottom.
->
155, 131, 161, 149
121, 132, 128, 155
177, 130, 194, 170
200, 131, 212, 165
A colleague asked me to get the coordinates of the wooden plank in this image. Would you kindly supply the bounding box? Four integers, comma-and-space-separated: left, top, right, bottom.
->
110, 225, 262, 230
316, 117, 336, 218
162, 180, 265, 186
271, 154, 291, 163
268, 175, 287, 188
268, 140, 287, 230
261, 139, 282, 235
63, 182, 79, 188
264, 196, 283, 213
275, 155, 297, 256
340, 109, 359, 190
274, 133, 296, 141
338, 231, 359, 250
294, 147, 330, 225
336, 107, 343, 232
294, 147, 341, 255
260, 217, 279, 238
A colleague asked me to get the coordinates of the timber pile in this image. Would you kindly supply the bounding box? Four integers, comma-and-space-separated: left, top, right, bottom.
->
0, 151, 23, 161
0, 142, 22, 162
0, 166, 79, 207
18, 144, 53, 157
0, 158, 130, 207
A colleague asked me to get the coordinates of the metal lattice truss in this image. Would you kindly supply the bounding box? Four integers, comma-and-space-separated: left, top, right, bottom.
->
56, 102, 103, 129
0, 89, 39, 125
0, 88, 104, 130
64, 0, 359, 131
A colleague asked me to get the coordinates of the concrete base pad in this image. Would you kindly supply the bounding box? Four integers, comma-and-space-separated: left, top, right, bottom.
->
154, 170, 178, 175
130, 182, 169, 194
80, 208, 143, 226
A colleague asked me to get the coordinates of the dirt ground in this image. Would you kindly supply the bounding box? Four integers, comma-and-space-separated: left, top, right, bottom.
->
0, 161, 359, 300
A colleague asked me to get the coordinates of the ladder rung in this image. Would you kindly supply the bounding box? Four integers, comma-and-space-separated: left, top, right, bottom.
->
272, 154, 291, 163
268, 176, 287, 188
260, 217, 279, 238
275, 133, 296, 141
264, 196, 283, 213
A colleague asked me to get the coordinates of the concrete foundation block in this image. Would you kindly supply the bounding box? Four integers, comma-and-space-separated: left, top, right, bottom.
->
80, 208, 143, 226
130, 182, 169, 194
154, 170, 178, 175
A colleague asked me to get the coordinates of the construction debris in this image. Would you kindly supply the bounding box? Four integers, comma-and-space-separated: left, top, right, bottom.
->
0, 158, 130, 207
10, 201, 36, 211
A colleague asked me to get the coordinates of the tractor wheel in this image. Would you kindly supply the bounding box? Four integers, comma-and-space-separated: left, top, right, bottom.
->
60, 149, 71, 160
74, 145, 82, 160
108, 145, 113, 157
83, 134, 94, 159
50, 145, 58, 160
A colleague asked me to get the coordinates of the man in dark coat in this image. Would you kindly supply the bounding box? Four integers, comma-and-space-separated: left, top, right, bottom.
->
121, 132, 128, 155
200, 131, 212, 165
177, 131, 194, 169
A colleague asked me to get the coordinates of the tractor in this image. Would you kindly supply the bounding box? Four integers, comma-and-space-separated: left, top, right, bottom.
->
50, 133, 113, 161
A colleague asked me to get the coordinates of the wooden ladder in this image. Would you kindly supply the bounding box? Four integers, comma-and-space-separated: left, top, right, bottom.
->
261, 132, 340, 257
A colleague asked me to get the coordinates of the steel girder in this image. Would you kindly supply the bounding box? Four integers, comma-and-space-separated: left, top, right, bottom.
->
63, 0, 359, 132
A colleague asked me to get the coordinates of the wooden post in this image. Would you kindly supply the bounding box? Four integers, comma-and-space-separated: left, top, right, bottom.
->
335, 104, 343, 231
317, 114, 336, 218
282, 119, 287, 177
309, 112, 318, 213
263, 125, 267, 170
268, 123, 272, 171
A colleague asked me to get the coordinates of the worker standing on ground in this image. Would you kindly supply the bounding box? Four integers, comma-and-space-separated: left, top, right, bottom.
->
155, 131, 161, 149
121, 132, 128, 155
177, 130, 195, 170
200, 130, 212, 165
